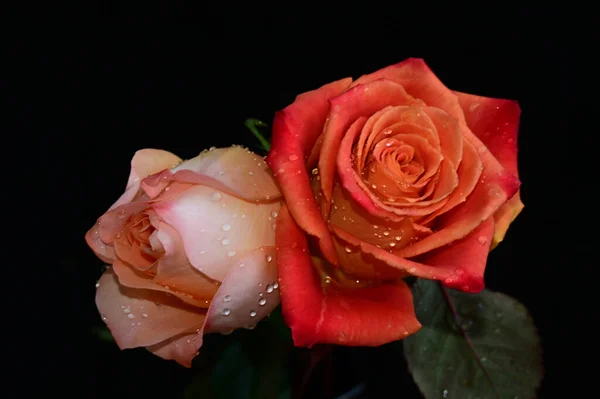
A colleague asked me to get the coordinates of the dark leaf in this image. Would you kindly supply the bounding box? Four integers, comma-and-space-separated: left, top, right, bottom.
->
403, 280, 543, 399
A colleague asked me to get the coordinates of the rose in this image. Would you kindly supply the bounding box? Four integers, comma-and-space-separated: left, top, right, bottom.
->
267, 58, 523, 347
86, 146, 282, 367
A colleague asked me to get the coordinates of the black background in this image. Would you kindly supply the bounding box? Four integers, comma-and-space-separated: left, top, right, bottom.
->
7, 5, 593, 398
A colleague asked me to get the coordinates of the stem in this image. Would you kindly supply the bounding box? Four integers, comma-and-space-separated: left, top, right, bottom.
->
244, 118, 271, 152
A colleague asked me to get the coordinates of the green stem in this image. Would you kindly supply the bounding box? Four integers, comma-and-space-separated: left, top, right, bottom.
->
244, 118, 271, 152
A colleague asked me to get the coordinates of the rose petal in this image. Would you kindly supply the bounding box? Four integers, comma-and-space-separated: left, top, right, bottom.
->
395, 166, 518, 258
418, 217, 495, 292
277, 205, 421, 347
96, 269, 206, 349
85, 222, 116, 263
455, 91, 524, 244
204, 246, 279, 334
491, 191, 524, 249
319, 79, 417, 210
110, 149, 182, 210
420, 137, 481, 221
152, 185, 279, 282
331, 217, 494, 293
147, 330, 204, 368
266, 78, 352, 265
154, 222, 220, 303
422, 107, 463, 168
112, 260, 207, 308
169, 147, 281, 202
455, 91, 521, 177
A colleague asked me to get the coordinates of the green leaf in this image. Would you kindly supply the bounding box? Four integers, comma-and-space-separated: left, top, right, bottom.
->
245, 118, 271, 152
185, 306, 292, 399
403, 280, 543, 399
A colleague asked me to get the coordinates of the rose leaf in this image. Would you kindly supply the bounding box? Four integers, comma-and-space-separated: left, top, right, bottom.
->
403, 279, 543, 399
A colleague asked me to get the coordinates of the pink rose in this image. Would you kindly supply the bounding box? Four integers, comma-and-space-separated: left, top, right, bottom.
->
86, 146, 282, 367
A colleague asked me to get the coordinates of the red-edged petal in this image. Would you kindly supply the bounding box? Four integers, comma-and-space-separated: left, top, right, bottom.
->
455, 91, 524, 245
455, 91, 521, 178
349, 60, 519, 256
418, 217, 494, 292
331, 217, 494, 293
277, 205, 421, 347
319, 79, 417, 209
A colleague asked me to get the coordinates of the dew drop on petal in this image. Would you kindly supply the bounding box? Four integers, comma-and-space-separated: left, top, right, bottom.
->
344, 246, 352, 253
478, 236, 488, 245
249, 310, 257, 317
127, 314, 135, 319
222, 308, 231, 316
324, 276, 331, 284
223, 295, 232, 302
288, 154, 299, 161
222, 224, 232, 231
259, 298, 267, 306
266, 255, 272, 262
227, 250, 236, 257
221, 238, 230, 246
266, 284, 274, 293
211, 192, 222, 201
273, 282, 279, 289
142, 313, 148, 318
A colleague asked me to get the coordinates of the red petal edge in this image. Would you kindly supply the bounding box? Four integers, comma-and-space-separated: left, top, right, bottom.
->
277, 205, 421, 347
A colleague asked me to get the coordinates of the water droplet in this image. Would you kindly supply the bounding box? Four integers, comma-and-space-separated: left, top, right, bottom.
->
127, 314, 135, 319
395, 236, 402, 241
488, 187, 501, 198
95, 281, 100, 288
227, 250, 236, 257
271, 211, 278, 218
442, 389, 449, 398
460, 319, 474, 330
266, 284, 274, 293
344, 246, 352, 253
223, 295, 232, 302
248, 171, 254, 176
478, 236, 488, 244
371, 184, 377, 189
289, 154, 299, 161
389, 242, 396, 248
266, 255, 273, 262
409, 267, 416, 273
222, 308, 231, 316
324, 276, 331, 284
221, 238, 230, 246
373, 225, 379, 229
239, 262, 245, 267
211, 192, 222, 201
259, 298, 267, 306
222, 224, 232, 231
142, 313, 148, 318
249, 310, 257, 317
273, 282, 279, 289
383, 231, 390, 236
469, 102, 480, 112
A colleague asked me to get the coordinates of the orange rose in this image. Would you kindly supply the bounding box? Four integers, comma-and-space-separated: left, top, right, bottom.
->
267, 58, 522, 347
86, 146, 282, 366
